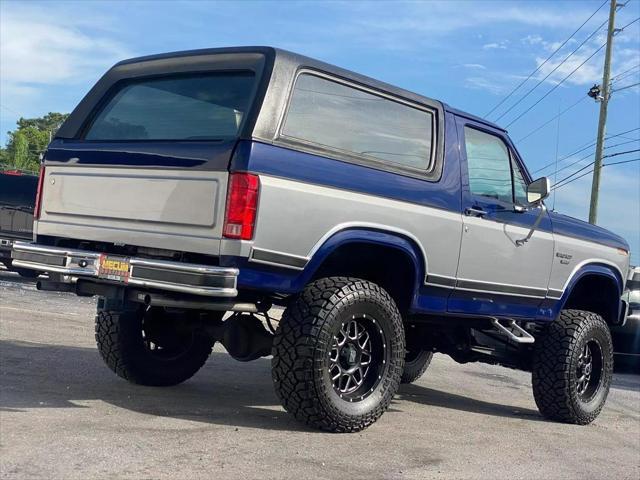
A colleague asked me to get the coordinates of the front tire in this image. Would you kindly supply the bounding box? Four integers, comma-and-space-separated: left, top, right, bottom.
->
532, 309, 613, 425
272, 277, 405, 432
95, 303, 215, 386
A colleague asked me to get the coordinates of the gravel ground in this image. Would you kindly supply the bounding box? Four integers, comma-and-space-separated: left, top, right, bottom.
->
1, 268, 639, 480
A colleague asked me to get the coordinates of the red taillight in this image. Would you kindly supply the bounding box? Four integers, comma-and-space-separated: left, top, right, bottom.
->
223, 173, 260, 240
34, 166, 45, 219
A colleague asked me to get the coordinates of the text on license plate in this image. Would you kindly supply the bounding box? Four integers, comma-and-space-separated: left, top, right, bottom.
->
98, 255, 130, 283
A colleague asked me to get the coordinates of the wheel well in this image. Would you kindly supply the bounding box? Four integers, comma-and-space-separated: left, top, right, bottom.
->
311, 242, 418, 313
563, 274, 620, 325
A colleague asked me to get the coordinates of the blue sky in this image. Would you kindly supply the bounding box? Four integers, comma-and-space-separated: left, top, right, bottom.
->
1, 0, 639, 263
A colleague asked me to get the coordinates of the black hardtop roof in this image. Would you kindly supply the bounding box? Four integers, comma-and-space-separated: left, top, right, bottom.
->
116, 46, 506, 133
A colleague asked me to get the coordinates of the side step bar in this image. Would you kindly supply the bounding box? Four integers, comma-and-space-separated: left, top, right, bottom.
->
490, 318, 535, 344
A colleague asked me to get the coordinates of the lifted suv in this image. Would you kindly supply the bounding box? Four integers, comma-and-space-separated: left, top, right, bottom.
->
13, 47, 630, 432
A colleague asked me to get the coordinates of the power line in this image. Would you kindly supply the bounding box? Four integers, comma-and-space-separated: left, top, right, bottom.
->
551, 139, 639, 177
516, 95, 588, 143
555, 161, 594, 187
612, 81, 640, 92
483, 0, 609, 118
618, 16, 640, 31
611, 64, 640, 82
553, 152, 640, 190
494, 18, 609, 123
505, 42, 607, 128
533, 127, 640, 173
505, 15, 638, 133
602, 148, 640, 158
605, 157, 640, 166
553, 169, 595, 190
0, 104, 21, 115
553, 158, 640, 191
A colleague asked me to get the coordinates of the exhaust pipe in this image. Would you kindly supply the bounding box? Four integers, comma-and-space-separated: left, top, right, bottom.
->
36, 280, 76, 293
130, 291, 259, 313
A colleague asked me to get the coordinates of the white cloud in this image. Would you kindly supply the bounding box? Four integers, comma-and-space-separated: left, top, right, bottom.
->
483, 42, 508, 50
0, 7, 131, 104
462, 63, 487, 70
522, 34, 544, 45
464, 76, 509, 95
535, 48, 604, 86
533, 38, 640, 87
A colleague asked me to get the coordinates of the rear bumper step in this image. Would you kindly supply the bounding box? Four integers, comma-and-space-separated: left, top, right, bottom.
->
11, 241, 238, 297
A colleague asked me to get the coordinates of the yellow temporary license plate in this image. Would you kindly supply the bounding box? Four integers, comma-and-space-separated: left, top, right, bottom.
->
98, 254, 131, 283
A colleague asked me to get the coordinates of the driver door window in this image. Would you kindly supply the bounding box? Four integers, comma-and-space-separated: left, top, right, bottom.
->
464, 127, 527, 205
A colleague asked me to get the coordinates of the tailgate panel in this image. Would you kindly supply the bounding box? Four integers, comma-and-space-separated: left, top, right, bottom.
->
37, 166, 228, 255
45, 169, 219, 226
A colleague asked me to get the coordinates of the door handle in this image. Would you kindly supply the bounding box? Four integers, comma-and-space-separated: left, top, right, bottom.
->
465, 207, 487, 217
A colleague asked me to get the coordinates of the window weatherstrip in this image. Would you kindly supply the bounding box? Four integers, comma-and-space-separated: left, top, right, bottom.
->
276, 69, 438, 178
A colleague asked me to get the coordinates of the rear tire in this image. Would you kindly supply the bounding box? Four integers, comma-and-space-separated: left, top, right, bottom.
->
532, 309, 613, 425
401, 349, 433, 384
95, 303, 216, 386
272, 277, 405, 432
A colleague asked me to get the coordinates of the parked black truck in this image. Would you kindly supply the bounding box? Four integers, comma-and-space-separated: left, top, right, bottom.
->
1, 169, 39, 277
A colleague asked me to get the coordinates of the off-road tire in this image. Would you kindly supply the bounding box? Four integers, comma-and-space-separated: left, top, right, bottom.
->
401, 349, 433, 384
272, 277, 405, 432
95, 304, 215, 386
532, 309, 613, 425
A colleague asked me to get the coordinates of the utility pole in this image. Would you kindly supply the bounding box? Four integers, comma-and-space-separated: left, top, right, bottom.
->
588, 0, 618, 224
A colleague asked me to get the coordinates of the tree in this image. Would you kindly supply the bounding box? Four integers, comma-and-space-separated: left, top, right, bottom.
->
1, 112, 69, 172
12, 132, 30, 170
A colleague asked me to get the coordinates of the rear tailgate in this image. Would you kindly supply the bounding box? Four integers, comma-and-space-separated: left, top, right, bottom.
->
37, 142, 233, 256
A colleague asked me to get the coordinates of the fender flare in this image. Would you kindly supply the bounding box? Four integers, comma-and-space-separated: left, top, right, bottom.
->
296, 226, 427, 292
553, 262, 625, 323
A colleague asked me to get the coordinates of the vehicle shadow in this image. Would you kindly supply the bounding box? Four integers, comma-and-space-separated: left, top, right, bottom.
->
0, 339, 554, 430
396, 384, 543, 421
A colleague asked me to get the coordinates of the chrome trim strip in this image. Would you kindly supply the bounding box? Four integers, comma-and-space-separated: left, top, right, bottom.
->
129, 257, 238, 275
455, 276, 548, 294
426, 274, 457, 288
453, 286, 546, 299
11, 241, 238, 297
455, 279, 547, 297
546, 288, 564, 300
249, 247, 308, 270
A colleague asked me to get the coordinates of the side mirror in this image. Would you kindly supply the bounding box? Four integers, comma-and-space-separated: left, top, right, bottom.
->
527, 177, 550, 205
516, 177, 550, 246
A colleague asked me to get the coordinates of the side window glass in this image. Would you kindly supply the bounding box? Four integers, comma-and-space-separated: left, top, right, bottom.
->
511, 159, 528, 205
282, 73, 434, 170
464, 127, 513, 203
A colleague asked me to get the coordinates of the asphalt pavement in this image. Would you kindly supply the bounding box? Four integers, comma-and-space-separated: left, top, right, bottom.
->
1, 268, 639, 480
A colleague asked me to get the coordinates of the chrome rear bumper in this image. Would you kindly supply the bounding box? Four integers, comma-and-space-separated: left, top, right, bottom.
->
11, 242, 238, 297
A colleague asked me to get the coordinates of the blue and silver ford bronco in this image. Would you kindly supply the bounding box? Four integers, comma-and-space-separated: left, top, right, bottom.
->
12, 47, 631, 432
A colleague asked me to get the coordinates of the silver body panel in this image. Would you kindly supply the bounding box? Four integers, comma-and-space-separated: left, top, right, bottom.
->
550, 235, 627, 292
457, 211, 554, 296
36, 166, 228, 256
251, 175, 463, 280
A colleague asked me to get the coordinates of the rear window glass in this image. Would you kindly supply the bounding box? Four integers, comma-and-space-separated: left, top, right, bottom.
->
0, 173, 38, 209
282, 73, 434, 170
84, 72, 256, 141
